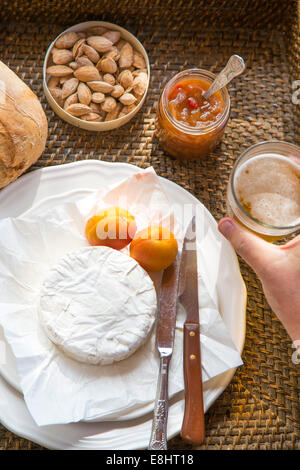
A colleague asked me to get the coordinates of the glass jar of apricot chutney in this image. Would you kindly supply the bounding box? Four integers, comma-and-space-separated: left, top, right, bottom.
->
155, 69, 230, 160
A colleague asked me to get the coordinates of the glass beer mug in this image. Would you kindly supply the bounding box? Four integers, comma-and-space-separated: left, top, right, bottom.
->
227, 141, 300, 241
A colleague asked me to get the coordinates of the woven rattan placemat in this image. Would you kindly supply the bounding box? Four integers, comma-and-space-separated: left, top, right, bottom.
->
0, 0, 299, 450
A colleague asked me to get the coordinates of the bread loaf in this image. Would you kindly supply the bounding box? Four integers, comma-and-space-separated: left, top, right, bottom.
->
0, 61, 48, 189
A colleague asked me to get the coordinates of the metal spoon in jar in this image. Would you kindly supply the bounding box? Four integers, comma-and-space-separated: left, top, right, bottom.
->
202, 54, 245, 101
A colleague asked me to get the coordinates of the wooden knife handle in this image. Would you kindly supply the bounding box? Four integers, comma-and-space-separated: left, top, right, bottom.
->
181, 322, 205, 445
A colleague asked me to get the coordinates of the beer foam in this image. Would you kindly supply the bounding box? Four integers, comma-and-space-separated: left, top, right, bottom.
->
235, 154, 300, 227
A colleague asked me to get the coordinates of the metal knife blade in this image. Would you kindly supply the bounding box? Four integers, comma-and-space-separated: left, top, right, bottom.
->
179, 216, 205, 445
156, 255, 180, 352
179, 216, 199, 323
148, 255, 180, 450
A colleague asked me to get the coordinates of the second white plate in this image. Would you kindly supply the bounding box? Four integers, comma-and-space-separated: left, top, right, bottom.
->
0, 160, 246, 449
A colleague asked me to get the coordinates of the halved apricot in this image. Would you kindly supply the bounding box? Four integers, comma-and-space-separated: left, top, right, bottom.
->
130, 226, 178, 272
85, 206, 137, 250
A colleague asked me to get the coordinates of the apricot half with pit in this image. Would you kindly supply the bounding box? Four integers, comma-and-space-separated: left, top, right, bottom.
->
130, 226, 178, 272
85, 207, 137, 250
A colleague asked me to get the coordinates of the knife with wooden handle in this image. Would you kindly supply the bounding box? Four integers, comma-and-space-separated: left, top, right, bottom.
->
179, 216, 205, 445
148, 256, 180, 450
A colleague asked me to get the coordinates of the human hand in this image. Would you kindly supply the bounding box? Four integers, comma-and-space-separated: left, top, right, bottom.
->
218, 217, 300, 343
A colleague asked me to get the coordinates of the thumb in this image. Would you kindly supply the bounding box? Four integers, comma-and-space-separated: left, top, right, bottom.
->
218, 217, 277, 276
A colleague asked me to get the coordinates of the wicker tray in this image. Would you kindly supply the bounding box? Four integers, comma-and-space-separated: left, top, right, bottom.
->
0, 0, 299, 450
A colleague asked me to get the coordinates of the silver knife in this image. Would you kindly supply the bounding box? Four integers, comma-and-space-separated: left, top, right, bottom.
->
148, 255, 180, 450
179, 216, 205, 444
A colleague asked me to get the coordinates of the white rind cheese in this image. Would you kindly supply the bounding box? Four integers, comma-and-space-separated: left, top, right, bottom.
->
39, 246, 157, 365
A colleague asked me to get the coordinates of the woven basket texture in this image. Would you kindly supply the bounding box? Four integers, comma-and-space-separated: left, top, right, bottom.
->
0, 0, 299, 450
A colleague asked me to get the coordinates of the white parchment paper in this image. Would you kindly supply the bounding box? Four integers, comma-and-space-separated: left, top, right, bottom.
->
0, 167, 243, 426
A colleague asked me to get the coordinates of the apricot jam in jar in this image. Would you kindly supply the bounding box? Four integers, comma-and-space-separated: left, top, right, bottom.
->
156, 69, 230, 159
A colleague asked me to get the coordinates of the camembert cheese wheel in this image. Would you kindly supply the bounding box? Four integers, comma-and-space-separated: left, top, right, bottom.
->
39, 246, 157, 365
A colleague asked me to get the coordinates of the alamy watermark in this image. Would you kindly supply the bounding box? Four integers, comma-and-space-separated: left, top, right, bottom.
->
292, 80, 300, 105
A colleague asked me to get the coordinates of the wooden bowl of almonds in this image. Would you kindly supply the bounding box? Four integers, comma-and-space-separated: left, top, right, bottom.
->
43, 21, 150, 131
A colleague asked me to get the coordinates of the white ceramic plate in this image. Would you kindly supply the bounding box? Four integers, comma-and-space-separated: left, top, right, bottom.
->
0, 160, 246, 449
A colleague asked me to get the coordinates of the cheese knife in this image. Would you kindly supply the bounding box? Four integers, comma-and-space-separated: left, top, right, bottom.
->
179, 216, 205, 444
148, 255, 180, 450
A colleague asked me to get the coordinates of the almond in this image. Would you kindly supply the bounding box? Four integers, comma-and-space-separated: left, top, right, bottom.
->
133, 51, 146, 69
87, 36, 113, 53
53, 48, 73, 65
116, 39, 127, 51
87, 81, 114, 93
47, 76, 60, 88
88, 26, 108, 36
101, 96, 117, 113
103, 46, 120, 61
119, 42, 133, 68
105, 102, 122, 121
69, 61, 80, 70
103, 73, 115, 86
98, 57, 117, 74
89, 102, 103, 114
74, 65, 101, 82
76, 56, 94, 68
92, 92, 105, 104
111, 84, 125, 98
119, 93, 137, 106
81, 113, 103, 122
132, 68, 147, 77
133, 72, 148, 96
47, 65, 74, 77
61, 77, 79, 99
118, 69, 134, 89
72, 38, 86, 59
82, 44, 100, 63
60, 74, 74, 84
77, 82, 92, 105
102, 30, 121, 44
119, 104, 136, 117
64, 92, 78, 109
65, 103, 92, 116
49, 87, 64, 107
55, 32, 79, 49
